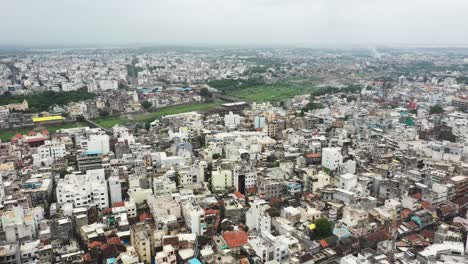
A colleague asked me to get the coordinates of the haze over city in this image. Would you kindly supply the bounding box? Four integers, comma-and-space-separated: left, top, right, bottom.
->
2, 0, 468, 47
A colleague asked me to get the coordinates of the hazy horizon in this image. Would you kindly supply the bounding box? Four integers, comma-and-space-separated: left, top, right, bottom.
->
2, 0, 468, 47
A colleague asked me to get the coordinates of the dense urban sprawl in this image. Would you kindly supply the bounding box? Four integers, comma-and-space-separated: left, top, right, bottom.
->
0, 47, 468, 264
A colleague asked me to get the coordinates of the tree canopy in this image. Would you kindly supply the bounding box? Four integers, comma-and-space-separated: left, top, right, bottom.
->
438, 130, 457, 142
207, 78, 265, 93
141, 101, 152, 110
313, 217, 334, 239
429, 104, 444, 115
200, 87, 212, 98
0, 89, 96, 112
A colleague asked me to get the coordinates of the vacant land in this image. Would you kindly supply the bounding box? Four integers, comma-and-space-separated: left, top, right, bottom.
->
209, 78, 320, 102
0, 102, 222, 140
94, 102, 222, 128
228, 84, 317, 102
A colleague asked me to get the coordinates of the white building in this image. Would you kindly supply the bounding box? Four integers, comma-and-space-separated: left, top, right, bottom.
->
20, 240, 40, 264
340, 206, 368, 228
147, 195, 181, 224
233, 165, 256, 192
38, 140, 66, 160
417, 241, 465, 264
224, 111, 242, 129
151, 152, 187, 169
177, 162, 206, 187
322, 147, 343, 171
1, 206, 39, 243
246, 199, 271, 233
33, 140, 66, 167
87, 81, 98, 93
56, 169, 109, 210
182, 201, 206, 235
339, 173, 357, 191
87, 134, 110, 155
99, 80, 118, 91
153, 174, 177, 196
333, 188, 355, 204
62, 82, 82, 92
211, 167, 233, 191
108, 176, 123, 205
117, 246, 140, 264
154, 245, 177, 264
131, 223, 152, 263
249, 232, 300, 263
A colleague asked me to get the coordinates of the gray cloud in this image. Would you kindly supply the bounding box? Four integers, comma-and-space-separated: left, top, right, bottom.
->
1, 0, 468, 47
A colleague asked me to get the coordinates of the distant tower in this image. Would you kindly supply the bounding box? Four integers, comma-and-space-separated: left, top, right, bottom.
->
132, 91, 139, 102
108, 176, 122, 204
88, 80, 98, 93
382, 81, 391, 101
398, 75, 405, 87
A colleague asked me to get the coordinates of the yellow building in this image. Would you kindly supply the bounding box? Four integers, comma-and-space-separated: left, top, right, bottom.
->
32, 115, 64, 123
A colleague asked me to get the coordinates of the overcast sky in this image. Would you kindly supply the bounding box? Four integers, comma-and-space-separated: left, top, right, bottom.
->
2, 0, 468, 47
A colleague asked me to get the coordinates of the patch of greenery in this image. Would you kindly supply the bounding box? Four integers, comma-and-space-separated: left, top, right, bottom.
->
210, 77, 362, 103
0, 122, 87, 142
429, 104, 444, 115
94, 102, 222, 128
94, 116, 129, 128
230, 84, 313, 102
141, 101, 152, 110
310, 84, 362, 97
302, 101, 325, 112
456, 76, 468, 85
208, 78, 265, 94
0, 89, 96, 112
438, 130, 457, 142
200, 88, 212, 98
313, 217, 334, 240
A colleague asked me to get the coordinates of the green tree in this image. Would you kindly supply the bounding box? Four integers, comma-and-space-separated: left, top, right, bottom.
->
438, 130, 457, 142
118, 81, 128, 89
429, 104, 444, 115
0, 90, 95, 112
98, 109, 110, 117
141, 101, 152, 110
200, 88, 212, 98
212, 153, 222, 159
266, 155, 276, 162
314, 217, 334, 239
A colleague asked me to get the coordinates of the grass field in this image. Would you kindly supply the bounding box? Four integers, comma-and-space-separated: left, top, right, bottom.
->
226, 83, 317, 102
0, 81, 316, 140
0, 102, 222, 140
94, 116, 130, 128
95, 102, 223, 128
0, 122, 87, 142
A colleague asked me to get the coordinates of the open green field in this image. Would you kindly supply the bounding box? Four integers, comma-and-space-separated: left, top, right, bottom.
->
95, 102, 223, 128
226, 84, 317, 102
93, 116, 129, 128
0, 122, 87, 142
0, 102, 222, 140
